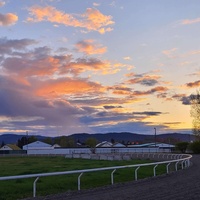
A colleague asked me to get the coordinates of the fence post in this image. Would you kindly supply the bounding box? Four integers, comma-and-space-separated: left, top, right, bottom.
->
181, 161, 184, 169
78, 173, 83, 191
33, 177, 39, 197
175, 162, 179, 171
135, 166, 140, 181
166, 163, 171, 174
153, 164, 158, 176
111, 169, 116, 185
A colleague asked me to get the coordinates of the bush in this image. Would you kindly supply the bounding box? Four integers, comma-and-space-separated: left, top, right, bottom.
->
176, 142, 189, 153
189, 141, 200, 154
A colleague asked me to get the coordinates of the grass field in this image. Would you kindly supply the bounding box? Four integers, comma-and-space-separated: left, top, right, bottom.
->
0, 156, 167, 200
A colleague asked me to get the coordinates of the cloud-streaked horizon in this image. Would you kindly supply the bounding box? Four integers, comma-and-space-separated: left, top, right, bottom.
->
0, 0, 199, 136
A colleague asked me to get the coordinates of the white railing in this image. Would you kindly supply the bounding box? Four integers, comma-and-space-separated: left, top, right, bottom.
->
0, 153, 192, 198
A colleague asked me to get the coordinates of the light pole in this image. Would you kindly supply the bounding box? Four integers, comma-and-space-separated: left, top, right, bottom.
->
26, 131, 28, 152
154, 128, 156, 147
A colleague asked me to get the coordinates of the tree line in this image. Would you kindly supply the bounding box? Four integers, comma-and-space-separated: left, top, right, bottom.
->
15, 136, 98, 149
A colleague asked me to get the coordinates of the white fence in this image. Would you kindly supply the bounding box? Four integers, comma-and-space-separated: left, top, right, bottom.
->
26, 147, 171, 155
0, 153, 192, 198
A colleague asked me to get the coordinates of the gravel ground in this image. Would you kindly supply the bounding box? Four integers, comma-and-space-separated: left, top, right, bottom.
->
23, 155, 200, 200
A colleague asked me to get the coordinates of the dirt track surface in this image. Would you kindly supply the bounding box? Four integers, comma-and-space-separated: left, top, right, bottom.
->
24, 155, 200, 200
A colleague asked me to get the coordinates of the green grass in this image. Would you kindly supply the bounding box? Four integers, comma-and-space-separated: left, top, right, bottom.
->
0, 156, 167, 200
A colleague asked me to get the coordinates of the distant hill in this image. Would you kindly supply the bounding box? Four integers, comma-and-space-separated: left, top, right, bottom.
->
0, 132, 194, 145
70, 132, 194, 144
0, 134, 47, 145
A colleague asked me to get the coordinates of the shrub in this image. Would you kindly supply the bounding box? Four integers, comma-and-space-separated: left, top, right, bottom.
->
188, 141, 200, 154
176, 142, 189, 153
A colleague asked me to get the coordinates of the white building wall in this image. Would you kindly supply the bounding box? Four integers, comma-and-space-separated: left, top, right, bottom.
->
27, 147, 170, 155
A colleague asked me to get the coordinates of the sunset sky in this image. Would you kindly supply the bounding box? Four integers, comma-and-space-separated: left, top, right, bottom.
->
0, 0, 200, 136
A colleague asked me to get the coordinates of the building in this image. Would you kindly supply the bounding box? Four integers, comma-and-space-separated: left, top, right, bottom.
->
96, 141, 113, 147
23, 141, 52, 150
0, 144, 21, 151
127, 142, 175, 151
112, 142, 126, 147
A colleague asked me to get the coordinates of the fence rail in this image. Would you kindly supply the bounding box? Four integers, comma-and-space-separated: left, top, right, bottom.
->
0, 153, 192, 198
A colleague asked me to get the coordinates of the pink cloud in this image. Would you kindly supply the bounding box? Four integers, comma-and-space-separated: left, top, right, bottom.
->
181, 18, 200, 25
162, 48, 177, 58
75, 40, 107, 55
26, 6, 114, 34
0, 12, 18, 26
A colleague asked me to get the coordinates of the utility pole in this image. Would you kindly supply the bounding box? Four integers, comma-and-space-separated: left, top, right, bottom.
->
26, 131, 28, 152
154, 127, 156, 147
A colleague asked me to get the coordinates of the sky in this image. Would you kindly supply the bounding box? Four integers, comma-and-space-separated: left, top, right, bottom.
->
0, 0, 200, 136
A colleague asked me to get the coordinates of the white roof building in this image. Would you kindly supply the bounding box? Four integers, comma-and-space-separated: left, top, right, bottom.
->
127, 142, 175, 148
52, 144, 61, 148
112, 142, 126, 147
96, 141, 113, 147
23, 141, 52, 150
0, 144, 21, 151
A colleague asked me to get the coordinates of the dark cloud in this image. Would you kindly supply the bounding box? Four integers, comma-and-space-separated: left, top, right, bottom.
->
171, 94, 191, 105
0, 37, 37, 54
133, 111, 162, 116
126, 72, 161, 86
180, 96, 191, 105
186, 80, 200, 88
103, 105, 123, 109
131, 86, 168, 96
128, 78, 159, 86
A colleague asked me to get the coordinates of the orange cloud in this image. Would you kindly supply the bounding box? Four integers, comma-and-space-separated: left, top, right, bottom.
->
131, 86, 168, 96
26, 6, 114, 34
181, 18, 200, 25
0, 13, 18, 26
107, 85, 132, 96
186, 80, 200, 88
75, 40, 107, 55
162, 48, 177, 58
60, 58, 129, 75
83, 8, 114, 33
34, 78, 105, 97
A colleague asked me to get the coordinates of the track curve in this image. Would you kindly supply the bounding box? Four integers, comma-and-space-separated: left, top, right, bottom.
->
24, 154, 200, 200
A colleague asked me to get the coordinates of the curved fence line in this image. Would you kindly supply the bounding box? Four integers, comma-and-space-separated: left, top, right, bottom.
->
0, 153, 192, 198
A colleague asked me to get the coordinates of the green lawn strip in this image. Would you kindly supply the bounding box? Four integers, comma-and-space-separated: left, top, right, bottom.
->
0, 156, 167, 200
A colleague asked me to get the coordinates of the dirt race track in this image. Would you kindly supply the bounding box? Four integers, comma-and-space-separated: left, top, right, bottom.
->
25, 155, 200, 200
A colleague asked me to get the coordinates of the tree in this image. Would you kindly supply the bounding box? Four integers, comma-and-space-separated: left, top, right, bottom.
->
28, 136, 37, 144
66, 137, 75, 147
85, 137, 98, 154
59, 136, 67, 147
43, 137, 53, 145
1, 141, 5, 147
55, 136, 75, 147
190, 90, 200, 139
85, 137, 97, 148
176, 142, 189, 153
17, 136, 28, 148
189, 141, 200, 154
111, 138, 115, 144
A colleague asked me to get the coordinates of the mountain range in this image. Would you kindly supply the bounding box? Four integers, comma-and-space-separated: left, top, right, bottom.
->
0, 132, 195, 145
